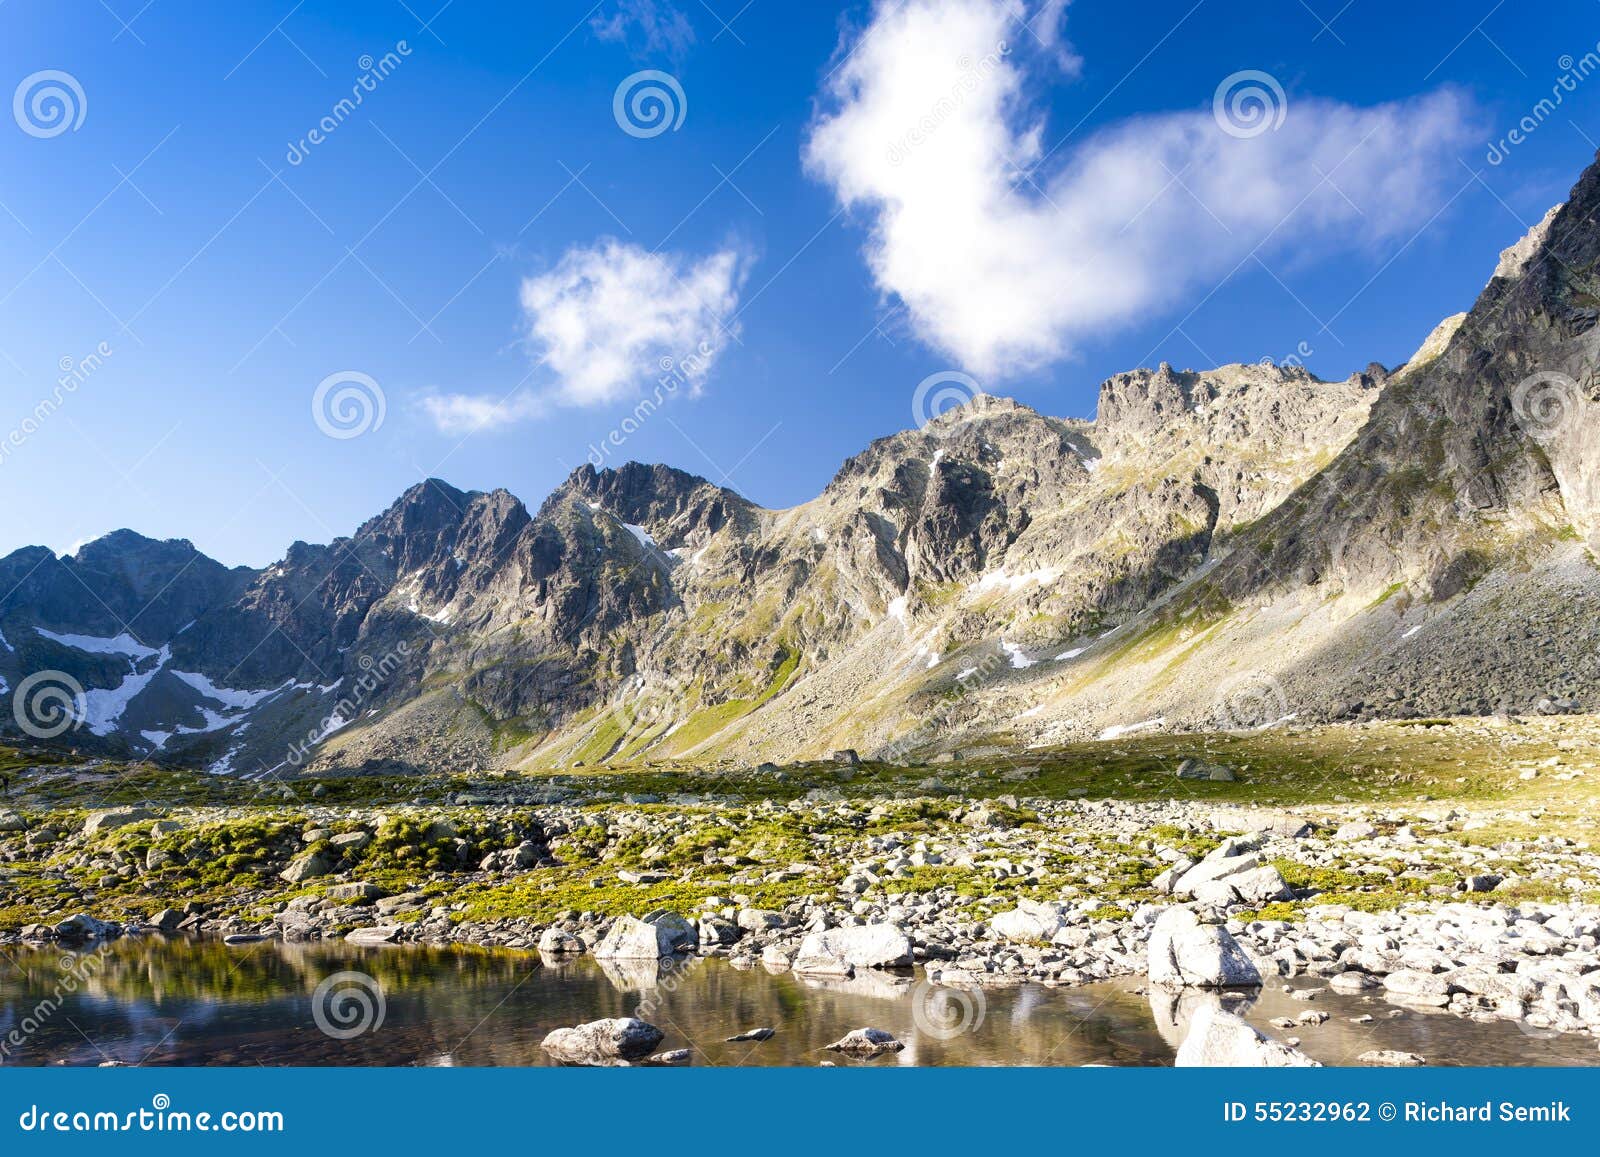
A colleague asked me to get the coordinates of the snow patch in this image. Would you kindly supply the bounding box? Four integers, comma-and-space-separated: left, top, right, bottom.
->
140, 730, 171, 749
35, 628, 160, 659
83, 646, 170, 736
968, 567, 1060, 596
1054, 647, 1086, 660
623, 523, 656, 548
1400, 624, 1422, 639
1001, 640, 1036, 669
1097, 718, 1165, 741
887, 595, 909, 626
171, 670, 287, 711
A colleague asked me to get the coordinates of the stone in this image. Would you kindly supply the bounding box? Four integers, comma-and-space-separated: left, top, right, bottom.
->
990, 899, 1065, 943
725, 1027, 775, 1042
0, 809, 28, 832
54, 913, 112, 941
736, 908, 788, 932
82, 808, 154, 834
1359, 1050, 1426, 1066
326, 882, 384, 904
538, 927, 585, 954
345, 926, 401, 945
824, 1027, 904, 1057
1328, 971, 1381, 992
697, 915, 740, 947
832, 749, 861, 766
1147, 907, 1262, 989
328, 831, 372, 852
149, 908, 183, 934
279, 850, 334, 884
541, 1018, 665, 1065
1382, 969, 1451, 1005
1334, 822, 1378, 841
1176, 758, 1236, 782
593, 912, 698, 959
1175, 1004, 1319, 1066
793, 923, 913, 975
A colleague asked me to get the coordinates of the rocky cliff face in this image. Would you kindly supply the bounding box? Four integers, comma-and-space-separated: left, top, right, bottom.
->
7, 154, 1600, 775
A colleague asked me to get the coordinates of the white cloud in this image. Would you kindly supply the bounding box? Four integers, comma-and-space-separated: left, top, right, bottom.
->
591, 0, 695, 59
421, 240, 745, 433
805, 0, 1476, 378
421, 392, 546, 436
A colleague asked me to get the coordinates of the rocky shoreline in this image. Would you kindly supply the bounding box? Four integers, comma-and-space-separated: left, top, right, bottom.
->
8, 777, 1599, 1062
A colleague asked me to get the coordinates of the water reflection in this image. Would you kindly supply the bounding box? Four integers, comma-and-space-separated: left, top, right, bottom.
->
0, 938, 1594, 1067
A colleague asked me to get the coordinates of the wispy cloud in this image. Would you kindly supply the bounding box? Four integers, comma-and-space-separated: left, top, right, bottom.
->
805, 0, 1477, 378
591, 0, 696, 60
422, 240, 747, 433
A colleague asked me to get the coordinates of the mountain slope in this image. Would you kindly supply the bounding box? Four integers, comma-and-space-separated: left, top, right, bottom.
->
6, 153, 1600, 774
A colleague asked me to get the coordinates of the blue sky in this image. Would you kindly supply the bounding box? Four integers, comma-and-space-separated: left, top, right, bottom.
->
1, 0, 1596, 566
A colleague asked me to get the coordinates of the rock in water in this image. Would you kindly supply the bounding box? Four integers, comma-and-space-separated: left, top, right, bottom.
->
793, 924, 913, 975
1147, 907, 1262, 988
1358, 1050, 1426, 1067
541, 1018, 665, 1064
1175, 1004, 1320, 1067
593, 912, 698, 959
824, 1028, 904, 1057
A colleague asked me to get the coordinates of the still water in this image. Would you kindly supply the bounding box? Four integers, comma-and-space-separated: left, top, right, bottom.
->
1, 938, 1594, 1066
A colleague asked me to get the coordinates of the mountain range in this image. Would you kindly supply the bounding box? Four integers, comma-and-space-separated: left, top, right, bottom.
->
5, 152, 1600, 779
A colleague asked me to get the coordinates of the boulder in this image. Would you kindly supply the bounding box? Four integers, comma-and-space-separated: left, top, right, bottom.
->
990, 899, 1065, 943
593, 912, 698, 959
326, 882, 384, 904
1147, 907, 1262, 988
1334, 821, 1378, 841
1175, 1003, 1319, 1066
538, 927, 585, 954
697, 915, 740, 947
541, 1018, 665, 1065
1176, 758, 1236, 781
53, 913, 113, 941
1359, 1050, 1426, 1066
824, 1027, 903, 1057
279, 850, 334, 884
736, 908, 789, 932
345, 926, 401, 945
83, 808, 154, 834
0, 809, 28, 832
793, 924, 913, 976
